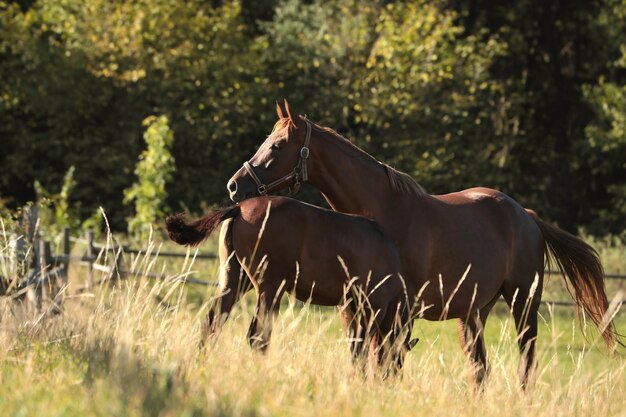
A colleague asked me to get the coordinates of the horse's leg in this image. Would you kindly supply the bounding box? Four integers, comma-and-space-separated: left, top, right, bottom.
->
390, 303, 413, 374
371, 302, 414, 380
501, 272, 543, 390
373, 314, 400, 379
339, 296, 370, 369
339, 303, 359, 359
458, 315, 488, 387
246, 281, 284, 352
364, 295, 399, 377
457, 297, 498, 389
200, 219, 253, 347
203, 270, 253, 345
371, 303, 398, 374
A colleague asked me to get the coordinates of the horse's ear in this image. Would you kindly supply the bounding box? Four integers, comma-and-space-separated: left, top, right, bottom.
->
275, 101, 284, 119
284, 99, 301, 127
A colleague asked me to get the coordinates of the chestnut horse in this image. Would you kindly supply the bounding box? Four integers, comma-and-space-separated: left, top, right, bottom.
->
166, 195, 414, 371
216, 101, 621, 389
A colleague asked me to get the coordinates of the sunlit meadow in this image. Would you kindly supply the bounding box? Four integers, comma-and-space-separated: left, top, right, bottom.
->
0, 231, 624, 417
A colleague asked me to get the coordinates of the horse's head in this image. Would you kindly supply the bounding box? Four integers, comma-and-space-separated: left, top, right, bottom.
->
227, 100, 311, 203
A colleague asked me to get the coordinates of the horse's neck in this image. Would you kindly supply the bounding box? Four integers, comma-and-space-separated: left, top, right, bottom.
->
309, 130, 413, 220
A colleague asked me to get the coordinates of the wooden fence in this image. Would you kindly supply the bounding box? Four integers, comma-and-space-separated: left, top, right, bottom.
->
2, 205, 624, 311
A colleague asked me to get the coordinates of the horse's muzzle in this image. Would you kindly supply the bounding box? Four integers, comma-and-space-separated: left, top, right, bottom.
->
227, 178, 256, 203
227, 182, 243, 203
227, 179, 238, 199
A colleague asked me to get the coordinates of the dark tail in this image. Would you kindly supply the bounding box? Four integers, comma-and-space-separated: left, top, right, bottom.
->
529, 211, 622, 349
165, 206, 240, 247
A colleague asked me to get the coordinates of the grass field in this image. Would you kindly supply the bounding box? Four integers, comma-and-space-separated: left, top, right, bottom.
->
0, 232, 625, 417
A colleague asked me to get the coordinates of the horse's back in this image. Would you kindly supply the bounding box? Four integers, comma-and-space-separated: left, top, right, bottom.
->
412, 187, 544, 319
307, 204, 407, 306
236, 195, 398, 267
292, 198, 403, 282
448, 187, 543, 252
233, 196, 308, 258
232, 196, 403, 305
434, 187, 539, 238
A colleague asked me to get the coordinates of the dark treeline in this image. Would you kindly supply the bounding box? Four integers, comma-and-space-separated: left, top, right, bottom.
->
1, 0, 625, 235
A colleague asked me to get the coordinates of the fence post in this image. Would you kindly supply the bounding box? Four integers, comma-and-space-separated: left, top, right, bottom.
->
40, 239, 55, 310
47, 227, 72, 312
39, 239, 51, 281
85, 229, 94, 289
5, 233, 22, 295
28, 239, 41, 309
7, 210, 28, 298
61, 228, 70, 287
109, 248, 125, 282
23, 206, 42, 310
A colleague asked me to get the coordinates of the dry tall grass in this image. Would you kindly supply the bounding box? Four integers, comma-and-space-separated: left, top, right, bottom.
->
0, 231, 624, 417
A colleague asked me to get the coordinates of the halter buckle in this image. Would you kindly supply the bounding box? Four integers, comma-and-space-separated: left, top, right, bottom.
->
257, 184, 267, 195
300, 147, 310, 159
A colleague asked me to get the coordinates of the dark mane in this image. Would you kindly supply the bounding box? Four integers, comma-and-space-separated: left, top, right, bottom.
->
382, 164, 427, 196
306, 119, 427, 197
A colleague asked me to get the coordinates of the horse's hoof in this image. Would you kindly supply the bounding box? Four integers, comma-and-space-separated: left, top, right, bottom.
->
407, 338, 419, 351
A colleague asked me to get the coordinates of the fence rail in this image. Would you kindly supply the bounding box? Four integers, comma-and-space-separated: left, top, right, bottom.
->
546, 270, 626, 280
3, 212, 625, 311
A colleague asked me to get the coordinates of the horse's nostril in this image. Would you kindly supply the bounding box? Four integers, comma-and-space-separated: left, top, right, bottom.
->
227, 179, 237, 193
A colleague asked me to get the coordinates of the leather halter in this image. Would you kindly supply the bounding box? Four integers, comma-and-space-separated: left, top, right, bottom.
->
242, 119, 312, 196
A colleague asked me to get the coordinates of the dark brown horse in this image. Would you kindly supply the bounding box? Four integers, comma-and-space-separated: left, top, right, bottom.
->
218, 101, 621, 389
166, 195, 414, 370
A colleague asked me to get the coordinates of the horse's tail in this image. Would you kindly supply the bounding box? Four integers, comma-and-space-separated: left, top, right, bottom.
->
528, 209, 622, 349
166, 206, 241, 247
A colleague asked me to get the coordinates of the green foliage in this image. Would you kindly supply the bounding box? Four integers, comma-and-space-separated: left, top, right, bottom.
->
124, 115, 175, 240
34, 166, 79, 244
445, 0, 626, 233
355, 2, 508, 190
0, 0, 263, 229
0, 201, 21, 235
259, 0, 507, 191
584, 77, 626, 233
80, 208, 105, 240
0, 0, 625, 236
583, 11, 626, 235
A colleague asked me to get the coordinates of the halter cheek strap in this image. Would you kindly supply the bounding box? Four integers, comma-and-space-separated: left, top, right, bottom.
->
243, 160, 269, 195
243, 119, 312, 196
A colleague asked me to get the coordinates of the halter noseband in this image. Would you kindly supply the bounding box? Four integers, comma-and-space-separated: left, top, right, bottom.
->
243, 119, 312, 196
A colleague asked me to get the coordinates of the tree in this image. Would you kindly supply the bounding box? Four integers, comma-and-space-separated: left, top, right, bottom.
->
261, 0, 506, 194
124, 115, 175, 240
583, 1, 626, 235
1, 0, 625, 236
0, 0, 267, 228
450, 0, 626, 233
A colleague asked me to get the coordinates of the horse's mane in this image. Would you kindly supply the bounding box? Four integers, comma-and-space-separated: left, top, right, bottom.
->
272, 117, 291, 133
382, 164, 427, 196
299, 118, 427, 197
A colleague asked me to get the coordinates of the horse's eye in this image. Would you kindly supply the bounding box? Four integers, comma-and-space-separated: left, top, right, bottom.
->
271, 143, 281, 151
